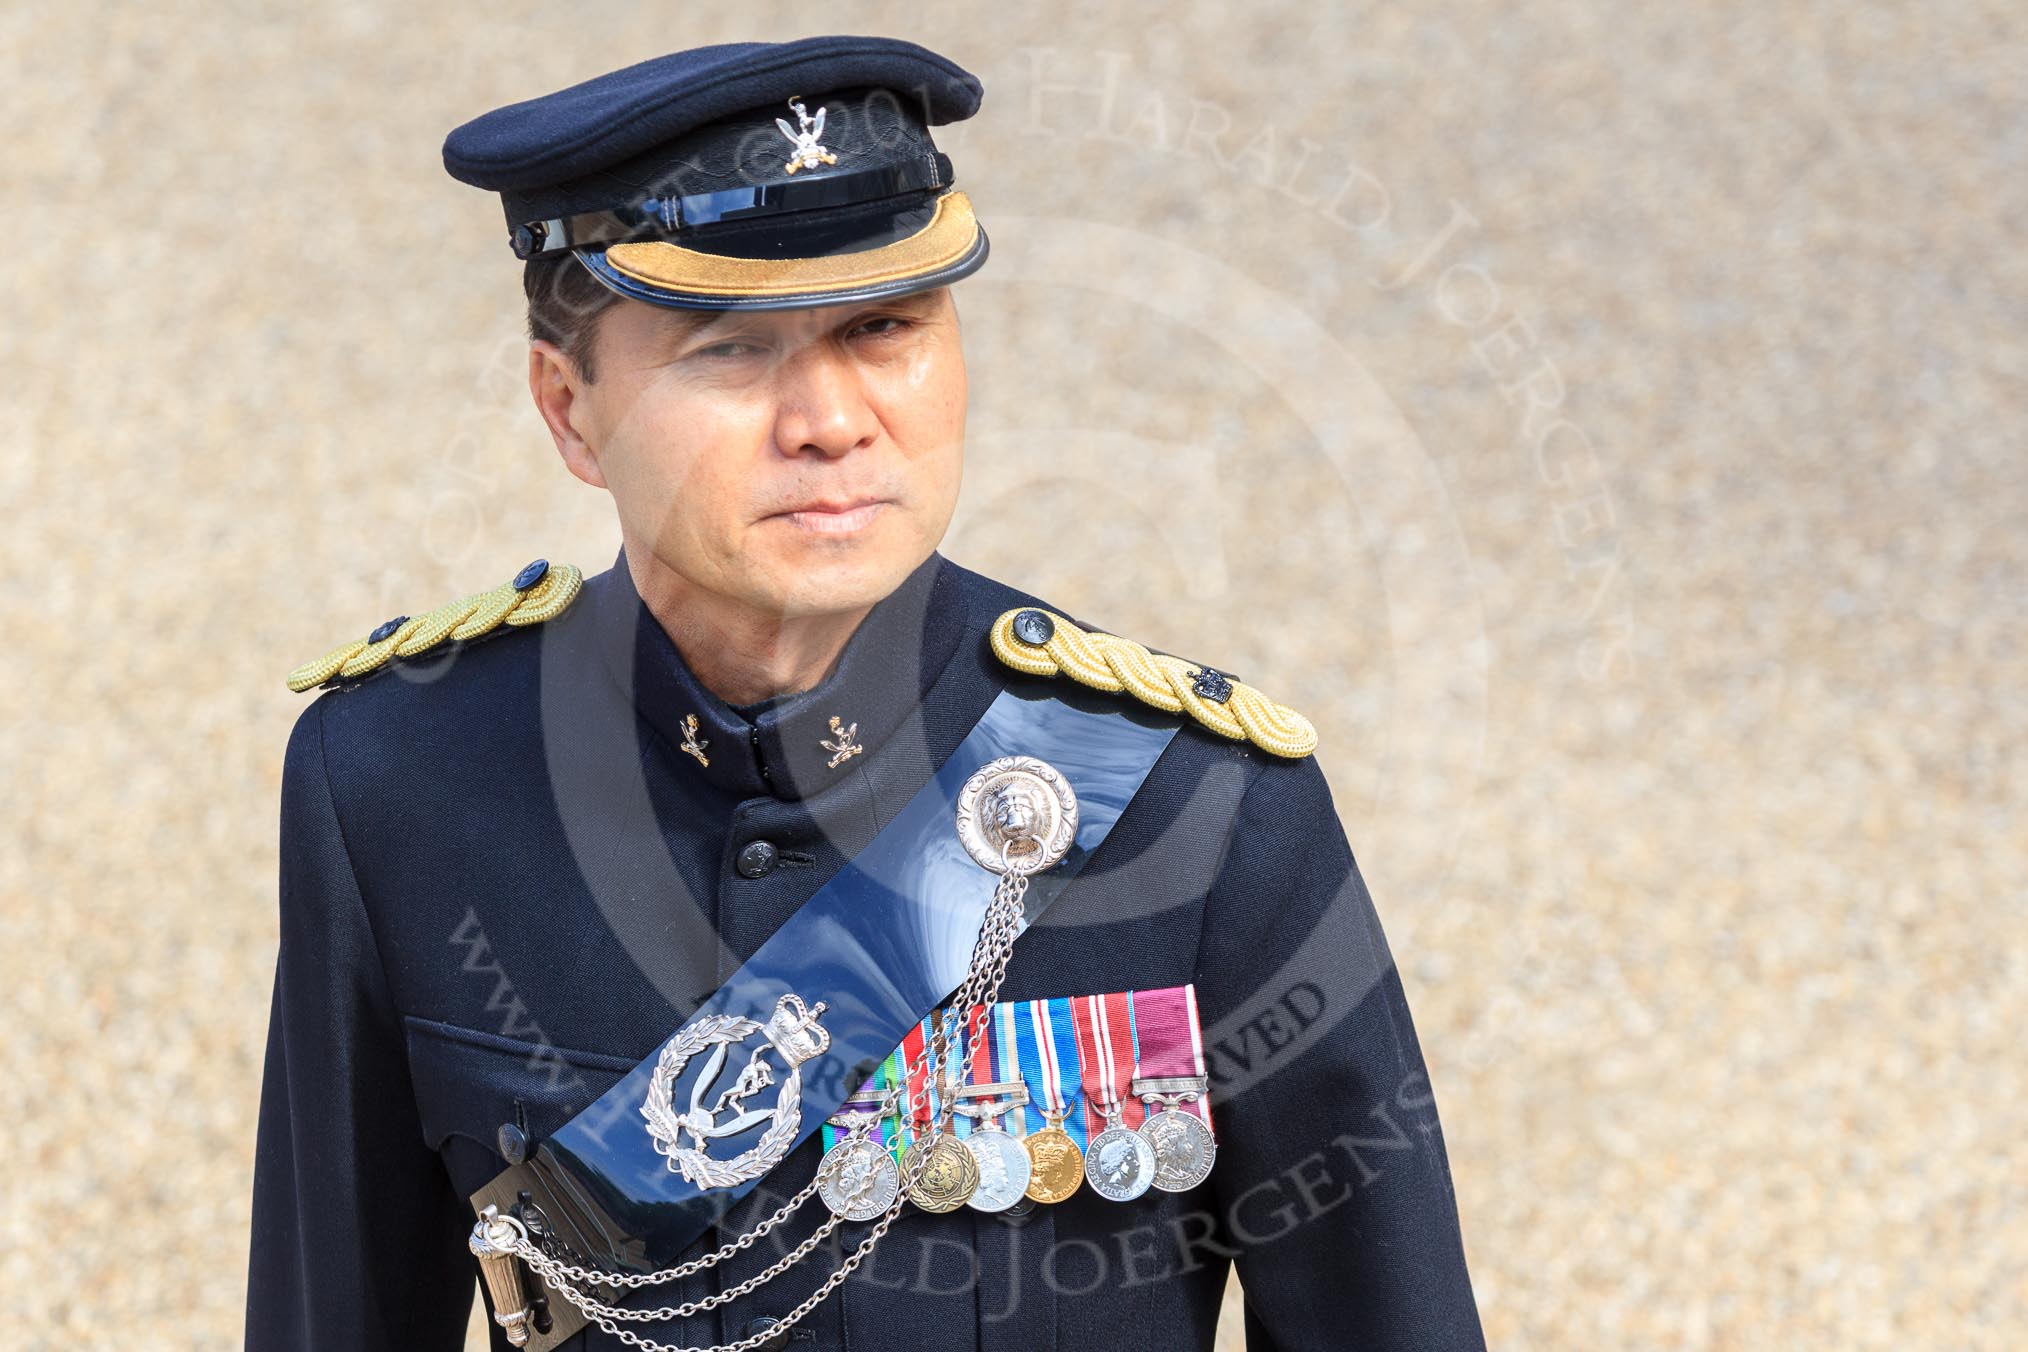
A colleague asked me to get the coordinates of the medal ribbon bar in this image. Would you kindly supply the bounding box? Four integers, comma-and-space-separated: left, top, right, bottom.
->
957, 1004, 998, 1136
991, 1002, 1026, 1135
1132, 984, 1214, 1128
1071, 992, 1132, 1130
1019, 996, 1087, 1145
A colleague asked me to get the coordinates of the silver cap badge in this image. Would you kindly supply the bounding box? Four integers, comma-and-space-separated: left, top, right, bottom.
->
776, 97, 840, 173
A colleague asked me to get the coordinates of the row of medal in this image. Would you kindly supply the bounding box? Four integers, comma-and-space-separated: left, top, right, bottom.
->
813, 985, 1217, 1220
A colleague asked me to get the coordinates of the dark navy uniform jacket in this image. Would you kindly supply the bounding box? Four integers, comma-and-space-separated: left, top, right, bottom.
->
245, 548, 1486, 1351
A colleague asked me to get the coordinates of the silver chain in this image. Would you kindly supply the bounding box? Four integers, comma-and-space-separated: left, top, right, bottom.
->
519, 1209, 844, 1321
505, 860, 1033, 1352
515, 1175, 824, 1291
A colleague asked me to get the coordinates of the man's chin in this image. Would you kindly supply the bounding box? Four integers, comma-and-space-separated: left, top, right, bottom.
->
755, 536, 927, 618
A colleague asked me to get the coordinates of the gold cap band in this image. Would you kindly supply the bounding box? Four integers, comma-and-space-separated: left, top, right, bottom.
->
601, 190, 980, 300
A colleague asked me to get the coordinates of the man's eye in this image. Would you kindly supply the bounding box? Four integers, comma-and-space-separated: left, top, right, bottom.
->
853, 316, 911, 338
696, 341, 760, 360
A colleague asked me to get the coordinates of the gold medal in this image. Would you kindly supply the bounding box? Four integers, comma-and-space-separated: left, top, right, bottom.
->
1022, 1122, 1085, 1203
902, 1135, 979, 1213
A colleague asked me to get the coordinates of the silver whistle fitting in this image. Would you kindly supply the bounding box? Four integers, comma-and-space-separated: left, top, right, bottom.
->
468, 1205, 534, 1346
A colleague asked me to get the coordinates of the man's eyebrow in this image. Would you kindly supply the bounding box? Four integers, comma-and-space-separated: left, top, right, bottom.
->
826, 290, 944, 328
879, 289, 944, 314
653, 309, 731, 344
648, 290, 943, 351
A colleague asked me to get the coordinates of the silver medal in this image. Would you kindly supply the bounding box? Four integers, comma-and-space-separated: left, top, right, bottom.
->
816, 1135, 900, 1221
1084, 1125, 1157, 1202
1141, 1108, 1217, 1192
963, 1127, 1035, 1213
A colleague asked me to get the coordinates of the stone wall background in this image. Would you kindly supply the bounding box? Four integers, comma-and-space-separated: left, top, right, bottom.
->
4, 3, 2022, 1348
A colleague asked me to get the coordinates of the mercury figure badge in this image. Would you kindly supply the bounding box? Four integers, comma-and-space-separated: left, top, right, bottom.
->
640, 992, 831, 1190
903, 1135, 979, 1213
1085, 1106, 1157, 1202
1142, 1108, 1217, 1192
1022, 1108, 1086, 1204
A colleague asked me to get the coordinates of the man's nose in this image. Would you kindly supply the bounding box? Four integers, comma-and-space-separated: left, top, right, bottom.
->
773, 344, 879, 459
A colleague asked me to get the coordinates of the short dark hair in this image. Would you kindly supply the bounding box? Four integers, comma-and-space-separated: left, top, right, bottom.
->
523, 255, 622, 383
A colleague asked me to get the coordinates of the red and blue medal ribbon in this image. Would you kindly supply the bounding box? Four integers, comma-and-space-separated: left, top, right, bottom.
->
899, 1015, 931, 1151
856, 984, 1207, 1151
1018, 995, 1089, 1148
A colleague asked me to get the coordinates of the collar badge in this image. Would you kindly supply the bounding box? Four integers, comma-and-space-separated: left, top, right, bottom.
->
822, 715, 863, 768
680, 712, 711, 767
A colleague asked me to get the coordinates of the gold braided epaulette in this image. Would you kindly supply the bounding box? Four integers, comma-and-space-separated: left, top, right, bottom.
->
285, 559, 584, 693
988, 606, 1318, 759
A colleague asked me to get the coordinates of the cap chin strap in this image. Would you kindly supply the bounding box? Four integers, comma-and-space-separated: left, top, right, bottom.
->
512, 152, 953, 259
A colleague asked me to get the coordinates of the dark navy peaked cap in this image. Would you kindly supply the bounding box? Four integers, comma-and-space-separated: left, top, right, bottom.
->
442, 36, 990, 311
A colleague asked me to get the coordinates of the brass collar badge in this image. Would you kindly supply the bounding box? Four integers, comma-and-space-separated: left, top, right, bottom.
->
679, 713, 710, 767
821, 715, 863, 768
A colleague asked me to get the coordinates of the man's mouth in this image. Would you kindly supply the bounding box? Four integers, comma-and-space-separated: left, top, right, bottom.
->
769, 498, 892, 534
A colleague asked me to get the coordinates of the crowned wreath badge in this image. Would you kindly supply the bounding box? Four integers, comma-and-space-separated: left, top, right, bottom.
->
641, 993, 831, 1189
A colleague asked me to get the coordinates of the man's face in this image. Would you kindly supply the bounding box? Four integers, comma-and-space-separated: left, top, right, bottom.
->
539, 286, 967, 619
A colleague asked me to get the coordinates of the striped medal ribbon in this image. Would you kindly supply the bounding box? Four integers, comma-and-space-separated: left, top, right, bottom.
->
1075, 990, 1155, 1201
815, 1048, 901, 1221
1016, 996, 1086, 1202
875, 1048, 906, 1160
991, 1001, 1028, 1139
956, 1004, 1032, 1212
1129, 984, 1218, 1192
898, 1015, 930, 1151
900, 1009, 976, 1212
954, 1004, 993, 1140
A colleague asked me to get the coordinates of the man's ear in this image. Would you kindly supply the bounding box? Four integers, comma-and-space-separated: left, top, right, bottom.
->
529, 340, 607, 490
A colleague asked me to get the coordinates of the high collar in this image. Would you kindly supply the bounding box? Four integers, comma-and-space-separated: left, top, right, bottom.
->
587, 547, 968, 801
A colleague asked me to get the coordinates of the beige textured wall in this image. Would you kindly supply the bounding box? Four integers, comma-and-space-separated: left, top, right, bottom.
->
6, 4, 2023, 1349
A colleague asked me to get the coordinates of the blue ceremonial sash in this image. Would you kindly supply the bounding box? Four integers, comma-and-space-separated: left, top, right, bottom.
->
468, 684, 1179, 1284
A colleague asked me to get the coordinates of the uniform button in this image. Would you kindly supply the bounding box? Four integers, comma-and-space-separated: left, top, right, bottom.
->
735, 840, 779, 879
496, 1122, 527, 1165
745, 1316, 789, 1349
1011, 608, 1055, 646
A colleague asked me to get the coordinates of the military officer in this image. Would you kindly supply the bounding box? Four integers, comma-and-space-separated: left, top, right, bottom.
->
244, 35, 1486, 1352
